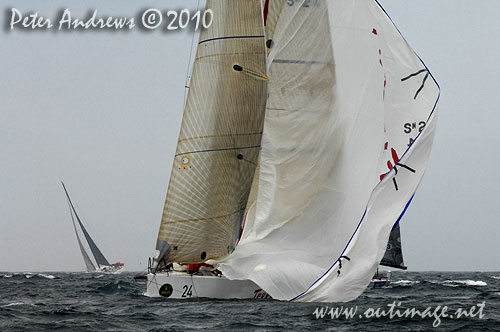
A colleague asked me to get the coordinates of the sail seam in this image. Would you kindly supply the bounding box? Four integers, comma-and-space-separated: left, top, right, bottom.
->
179, 132, 263, 143
164, 208, 245, 224
195, 52, 265, 62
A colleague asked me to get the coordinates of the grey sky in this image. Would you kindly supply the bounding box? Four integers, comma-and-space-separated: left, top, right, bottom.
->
1, 1, 498, 272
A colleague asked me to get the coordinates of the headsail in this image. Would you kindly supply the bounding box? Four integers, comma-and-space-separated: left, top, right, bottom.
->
62, 182, 110, 268
67, 199, 96, 272
380, 224, 407, 270
153, 0, 268, 266
219, 0, 439, 302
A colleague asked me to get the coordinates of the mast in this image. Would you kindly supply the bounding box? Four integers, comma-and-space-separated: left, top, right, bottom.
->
61, 182, 110, 268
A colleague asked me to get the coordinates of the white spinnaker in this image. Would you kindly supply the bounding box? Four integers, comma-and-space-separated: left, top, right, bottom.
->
219, 0, 439, 302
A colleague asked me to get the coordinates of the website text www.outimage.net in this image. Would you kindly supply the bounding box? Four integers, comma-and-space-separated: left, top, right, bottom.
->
312, 301, 486, 328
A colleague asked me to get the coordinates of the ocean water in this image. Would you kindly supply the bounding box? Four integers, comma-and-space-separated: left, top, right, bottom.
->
1, 271, 499, 331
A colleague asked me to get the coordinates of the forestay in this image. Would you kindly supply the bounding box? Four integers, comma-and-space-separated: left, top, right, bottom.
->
219, 0, 439, 302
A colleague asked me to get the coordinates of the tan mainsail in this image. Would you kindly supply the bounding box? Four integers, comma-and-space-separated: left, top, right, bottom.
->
155, 0, 268, 264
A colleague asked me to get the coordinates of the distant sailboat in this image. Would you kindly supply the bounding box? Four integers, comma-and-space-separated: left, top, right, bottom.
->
380, 224, 407, 271
370, 224, 407, 288
62, 182, 124, 274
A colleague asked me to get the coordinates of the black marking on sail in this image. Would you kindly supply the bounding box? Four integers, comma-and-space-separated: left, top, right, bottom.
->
397, 163, 416, 173
401, 69, 427, 81
266, 39, 273, 49
392, 163, 416, 191
392, 178, 399, 191
201, 251, 207, 260
337, 256, 351, 276
401, 69, 430, 99
233, 64, 243, 71
237, 154, 244, 160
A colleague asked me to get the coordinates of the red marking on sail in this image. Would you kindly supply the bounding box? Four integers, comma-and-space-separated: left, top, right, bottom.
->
384, 142, 388, 150
391, 148, 400, 164
372, 28, 378, 35
387, 161, 393, 169
263, 0, 270, 26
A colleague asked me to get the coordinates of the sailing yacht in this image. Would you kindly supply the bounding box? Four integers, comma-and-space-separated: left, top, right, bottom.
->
369, 224, 407, 288
62, 182, 124, 274
146, 0, 439, 301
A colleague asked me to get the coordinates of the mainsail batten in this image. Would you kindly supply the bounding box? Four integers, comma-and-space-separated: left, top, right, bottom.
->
155, 0, 268, 265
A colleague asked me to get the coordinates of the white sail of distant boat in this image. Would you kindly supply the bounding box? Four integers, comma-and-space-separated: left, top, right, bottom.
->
62, 182, 124, 274
147, 0, 439, 302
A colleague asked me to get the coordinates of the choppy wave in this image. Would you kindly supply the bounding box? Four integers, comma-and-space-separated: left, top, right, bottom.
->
1, 273, 58, 280
1, 302, 36, 308
391, 280, 420, 287
443, 280, 487, 287
0, 271, 498, 331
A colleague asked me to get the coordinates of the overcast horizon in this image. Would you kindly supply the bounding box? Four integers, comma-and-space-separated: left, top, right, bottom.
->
1, 0, 499, 273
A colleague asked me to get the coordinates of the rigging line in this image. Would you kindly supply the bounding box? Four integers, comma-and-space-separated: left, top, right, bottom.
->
401, 68, 427, 81
199, 35, 265, 44
183, 0, 200, 107
241, 157, 257, 166
175, 145, 261, 157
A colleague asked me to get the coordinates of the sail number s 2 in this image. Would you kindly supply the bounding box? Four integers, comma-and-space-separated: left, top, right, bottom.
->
141, 9, 213, 31
404, 121, 426, 147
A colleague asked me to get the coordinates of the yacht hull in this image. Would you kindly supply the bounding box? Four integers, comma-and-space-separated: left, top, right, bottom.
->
146, 272, 270, 299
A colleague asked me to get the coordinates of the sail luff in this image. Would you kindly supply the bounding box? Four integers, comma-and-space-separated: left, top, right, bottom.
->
61, 182, 110, 267
67, 199, 96, 272
154, 0, 268, 265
